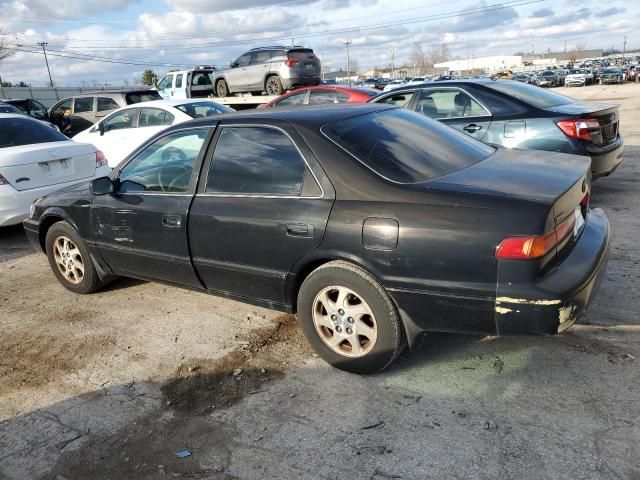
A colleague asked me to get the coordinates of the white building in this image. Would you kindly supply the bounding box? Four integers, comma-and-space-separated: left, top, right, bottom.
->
434, 55, 523, 74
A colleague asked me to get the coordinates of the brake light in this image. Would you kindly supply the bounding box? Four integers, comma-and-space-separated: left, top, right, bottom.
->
496, 215, 576, 260
580, 191, 590, 208
556, 118, 600, 141
0, 173, 8, 185
95, 150, 108, 168
285, 57, 300, 67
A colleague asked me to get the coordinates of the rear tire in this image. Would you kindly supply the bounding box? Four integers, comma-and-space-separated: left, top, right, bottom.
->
297, 261, 405, 374
45, 221, 102, 294
265, 75, 284, 96
216, 79, 229, 97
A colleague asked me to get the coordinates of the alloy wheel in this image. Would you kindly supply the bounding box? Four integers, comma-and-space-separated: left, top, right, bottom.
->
312, 286, 377, 358
53, 235, 85, 285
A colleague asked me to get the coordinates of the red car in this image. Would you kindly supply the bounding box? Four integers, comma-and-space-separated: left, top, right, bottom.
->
259, 85, 378, 108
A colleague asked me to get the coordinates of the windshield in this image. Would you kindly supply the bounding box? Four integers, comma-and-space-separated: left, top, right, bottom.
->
603, 68, 620, 74
485, 81, 574, 109
322, 108, 494, 183
569, 69, 585, 74
540, 71, 555, 77
175, 101, 233, 118
0, 117, 67, 148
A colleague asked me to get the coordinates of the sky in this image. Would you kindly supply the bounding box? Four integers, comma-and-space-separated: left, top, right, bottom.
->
0, 0, 637, 86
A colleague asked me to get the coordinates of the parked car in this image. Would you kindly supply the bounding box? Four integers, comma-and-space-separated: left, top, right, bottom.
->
155, 66, 217, 100
212, 46, 321, 97
49, 90, 162, 137
537, 70, 560, 87
73, 99, 233, 167
407, 76, 427, 85
600, 68, 624, 85
259, 86, 377, 108
24, 104, 609, 373
512, 73, 530, 83
0, 114, 110, 226
0, 102, 61, 131
382, 79, 406, 92
564, 69, 588, 87
1, 98, 50, 122
369, 80, 623, 179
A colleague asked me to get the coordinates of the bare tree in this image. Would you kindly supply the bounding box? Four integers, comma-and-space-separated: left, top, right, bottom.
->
409, 42, 428, 75
428, 42, 450, 67
0, 30, 15, 62
574, 42, 586, 52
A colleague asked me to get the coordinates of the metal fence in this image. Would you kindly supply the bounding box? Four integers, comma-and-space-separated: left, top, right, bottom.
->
0, 86, 149, 108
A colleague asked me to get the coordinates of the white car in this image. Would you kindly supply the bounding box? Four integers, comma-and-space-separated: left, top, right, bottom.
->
0, 114, 110, 226
407, 76, 431, 85
382, 80, 406, 92
73, 99, 233, 168
565, 69, 588, 87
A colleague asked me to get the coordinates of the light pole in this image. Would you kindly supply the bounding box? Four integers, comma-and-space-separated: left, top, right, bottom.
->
37, 42, 53, 87
344, 40, 352, 84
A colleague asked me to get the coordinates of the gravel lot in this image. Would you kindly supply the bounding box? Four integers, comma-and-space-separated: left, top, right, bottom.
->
1, 83, 639, 480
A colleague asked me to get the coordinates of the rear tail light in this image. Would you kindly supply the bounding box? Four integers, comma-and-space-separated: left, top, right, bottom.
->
95, 150, 108, 168
0, 173, 8, 185
496, 214, 576, 260
285, 57, 300, 67
580, 191, 590, 208
556, 118, 600, 141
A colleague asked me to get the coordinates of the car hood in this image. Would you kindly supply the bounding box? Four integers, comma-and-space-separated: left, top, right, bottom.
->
428, 147, 590, 204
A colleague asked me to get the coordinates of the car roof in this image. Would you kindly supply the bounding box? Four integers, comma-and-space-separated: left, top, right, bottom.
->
72, 89, 154, 98
171, 103, 395, 130
0, 113, 35, 119
128, 99, 225, 107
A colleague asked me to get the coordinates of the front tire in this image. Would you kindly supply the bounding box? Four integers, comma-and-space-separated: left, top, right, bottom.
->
297, 261, 405, 374
216, 79, 229, 97
45, 221, 102, 294
265, 75, 284, 96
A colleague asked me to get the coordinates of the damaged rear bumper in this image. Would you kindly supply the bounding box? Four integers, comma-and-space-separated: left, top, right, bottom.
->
495, 208, 610, 335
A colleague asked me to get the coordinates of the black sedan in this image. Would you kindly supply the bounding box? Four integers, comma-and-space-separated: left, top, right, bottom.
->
24, 105, 610, 373
370, 80, 624, 179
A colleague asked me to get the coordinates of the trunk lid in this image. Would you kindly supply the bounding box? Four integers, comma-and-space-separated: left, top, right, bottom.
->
0, 141, 97, 191
547, 101, 620, 146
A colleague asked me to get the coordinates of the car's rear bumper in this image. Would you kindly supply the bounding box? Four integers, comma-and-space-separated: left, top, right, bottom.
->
495, 208, 610, 335
588, 137, 624, 179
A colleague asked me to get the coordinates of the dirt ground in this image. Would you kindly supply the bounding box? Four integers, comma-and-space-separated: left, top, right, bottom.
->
1, 83, 640, 480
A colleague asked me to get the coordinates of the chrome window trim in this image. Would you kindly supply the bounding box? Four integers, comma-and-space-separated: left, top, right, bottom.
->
414, 86, 492, 120
200, 123, 324, 200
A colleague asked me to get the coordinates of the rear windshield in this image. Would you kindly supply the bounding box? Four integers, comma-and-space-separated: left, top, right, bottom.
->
0, 103, 23, 114
175, 101, 233, 118
287, 48, 314, 59
0, 117, 67, 148
485, 81, 573, 108
125, 91, 162, 104
322, 108, 494, 183
540, 71, 555, 76
603, 68, 620, 74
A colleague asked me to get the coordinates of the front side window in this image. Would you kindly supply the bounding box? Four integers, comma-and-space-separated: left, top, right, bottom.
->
97, 97, 121, 112
308, 90, 337, 105
157, 74, 173, 90
276, 92, 306, 107
235, 54, 251, 67
138, 108, 175, 127
322, 108, 494, 184
206, 127, 305, 195
103, 109, 137, 131
0, 117, 67, 148
29, 100, 48, 119
74, 97, 94, 113
119, 128, 209, 193
376, 91, 414, 107
415, 89, 489, 119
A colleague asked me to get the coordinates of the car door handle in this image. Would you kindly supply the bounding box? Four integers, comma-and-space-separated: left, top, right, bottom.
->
463, 124, 482, 133
286, 223, 313, 237
162, 214, 182, 227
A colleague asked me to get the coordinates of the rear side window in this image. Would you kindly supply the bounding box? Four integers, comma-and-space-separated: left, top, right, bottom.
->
415, 89, 489, 119
175, 74, 184, 88
276, 92, 306, 106
206, 127, 305, 195
308, 90, 336, 105
125, 91, 162, 104
0, 117, 67, 148
138, 108, 174, 126
97, 97, 121, 112
74, 97, 94, 113
322, 108, 494, 183
191, 72, 212, 86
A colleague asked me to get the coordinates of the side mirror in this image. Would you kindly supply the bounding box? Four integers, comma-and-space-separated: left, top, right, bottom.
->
90, 176, 114, 196
99, 122, 106, 136
230, 62, 238, 68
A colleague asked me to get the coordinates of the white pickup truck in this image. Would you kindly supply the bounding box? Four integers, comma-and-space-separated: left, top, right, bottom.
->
156, 67, 216, 100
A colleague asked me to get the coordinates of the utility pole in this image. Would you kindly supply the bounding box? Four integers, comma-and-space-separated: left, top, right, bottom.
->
623, 35, 627, 62
38, 42, 53, 87
344, 40, 352, 84
390, 47, 396, 79
564, 40, 567, 53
